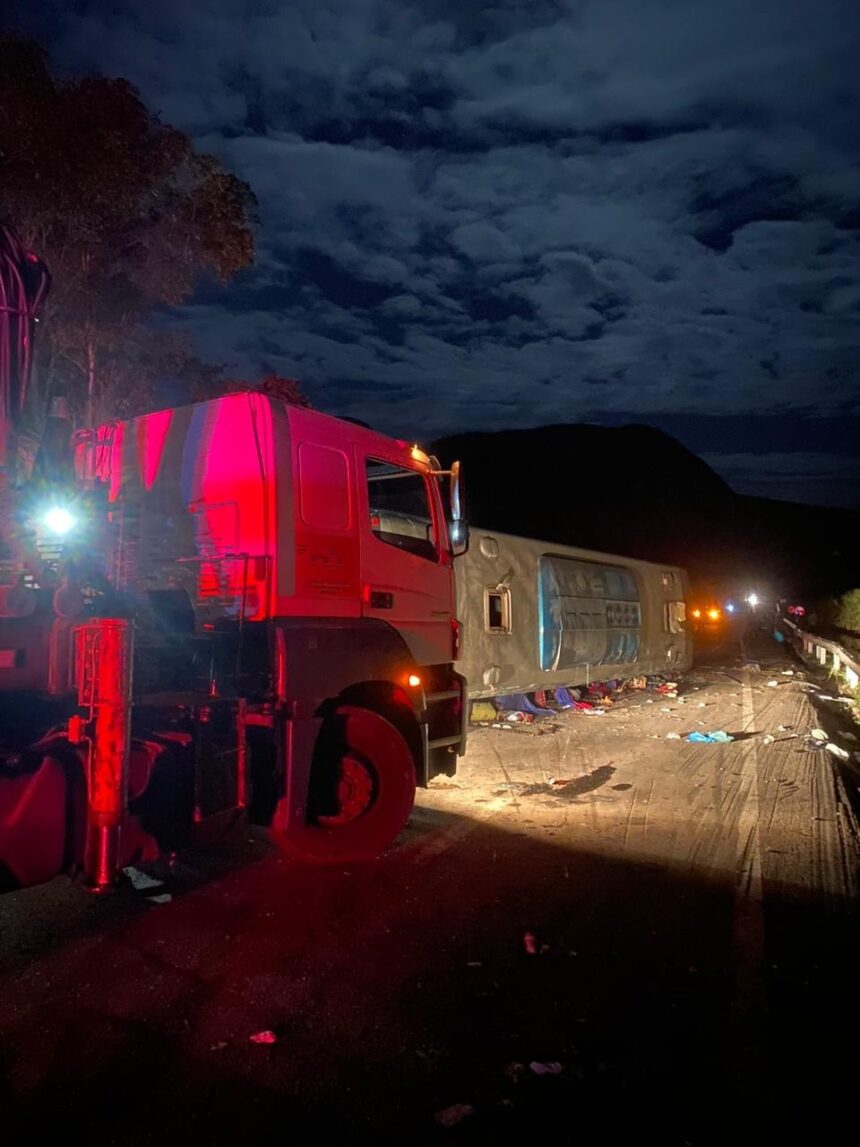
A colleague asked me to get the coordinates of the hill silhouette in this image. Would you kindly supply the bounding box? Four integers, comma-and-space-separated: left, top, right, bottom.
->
433, 424, 859, 599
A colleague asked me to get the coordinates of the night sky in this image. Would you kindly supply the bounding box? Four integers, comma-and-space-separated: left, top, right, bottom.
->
7, 1, 860, 509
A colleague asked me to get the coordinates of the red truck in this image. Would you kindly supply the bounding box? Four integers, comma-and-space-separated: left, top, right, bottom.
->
0, 392, 468, 891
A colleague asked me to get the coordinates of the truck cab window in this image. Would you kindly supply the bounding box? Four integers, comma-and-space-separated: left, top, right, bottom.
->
366, 460, 437, 562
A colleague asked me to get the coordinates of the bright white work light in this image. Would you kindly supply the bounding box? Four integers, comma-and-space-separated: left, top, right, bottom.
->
41, 506, 77, 536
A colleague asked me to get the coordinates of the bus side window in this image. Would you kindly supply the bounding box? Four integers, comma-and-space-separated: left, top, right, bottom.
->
665, 601, 686, 633
485, 587, 512, 634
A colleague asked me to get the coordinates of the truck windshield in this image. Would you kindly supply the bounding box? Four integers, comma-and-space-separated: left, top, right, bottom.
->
366, 460, 437, 562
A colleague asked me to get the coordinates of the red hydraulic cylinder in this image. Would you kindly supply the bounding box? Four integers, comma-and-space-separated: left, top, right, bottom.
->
74, 618, 134, 891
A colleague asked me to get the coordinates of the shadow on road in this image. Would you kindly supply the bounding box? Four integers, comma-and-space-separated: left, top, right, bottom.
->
1, 803, 856, 1145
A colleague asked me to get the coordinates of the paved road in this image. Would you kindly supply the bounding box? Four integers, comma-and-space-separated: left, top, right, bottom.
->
1, 629, 858, 1144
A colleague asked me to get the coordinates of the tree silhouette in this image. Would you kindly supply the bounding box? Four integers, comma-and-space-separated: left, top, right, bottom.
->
197, 372, 311, 409
0, 34, 256, 426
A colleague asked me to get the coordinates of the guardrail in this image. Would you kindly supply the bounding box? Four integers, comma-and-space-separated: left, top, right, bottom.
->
782, 618, 860, 693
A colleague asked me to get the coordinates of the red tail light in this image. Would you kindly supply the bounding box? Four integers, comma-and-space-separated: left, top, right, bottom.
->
451, 617, 461, 661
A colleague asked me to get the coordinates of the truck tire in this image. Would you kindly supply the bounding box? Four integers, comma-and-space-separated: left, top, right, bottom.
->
270, 705, 416, 864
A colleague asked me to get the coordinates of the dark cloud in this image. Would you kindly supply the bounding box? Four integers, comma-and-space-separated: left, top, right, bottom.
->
5, 0, 859, 506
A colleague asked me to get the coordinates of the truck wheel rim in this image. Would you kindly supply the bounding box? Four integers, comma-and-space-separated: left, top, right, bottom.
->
317, 754, 375, 826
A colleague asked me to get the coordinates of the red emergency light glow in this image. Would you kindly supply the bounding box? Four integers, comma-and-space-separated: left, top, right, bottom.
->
139, 408, 173, 490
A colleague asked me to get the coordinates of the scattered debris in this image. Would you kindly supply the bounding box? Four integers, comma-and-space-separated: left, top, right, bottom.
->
505, 711, 534, 724
123, 866, 172, 903
436, 1104, 475, 1128
210, 1042, 228, 1052
825, 742, 850, 762
124, 866, 161, 891
505, 1062, 526, 1083
467, 961, 483, 968
588, 680, 621, 699
761, 734, 775, 745
686, 730, 734, 744
810, 729, 828, 742
523, 932, 538, 955
530, 1061, 564, 1076
781, 670, 795, 676
666, 732, 682, 740
767, 680, 779, 688
470, 700, 497, 723
249, 1030, 278, 1045
838, 731, 858, 743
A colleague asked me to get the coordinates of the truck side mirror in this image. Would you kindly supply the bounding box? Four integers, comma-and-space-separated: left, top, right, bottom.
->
449, 460, 469, 556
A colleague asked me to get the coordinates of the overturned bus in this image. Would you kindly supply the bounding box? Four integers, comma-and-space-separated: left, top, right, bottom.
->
455, 530, 692, 700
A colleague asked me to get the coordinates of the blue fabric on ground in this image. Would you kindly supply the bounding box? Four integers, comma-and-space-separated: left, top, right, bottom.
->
686, 730, 734, 744
494, 693, 554, 716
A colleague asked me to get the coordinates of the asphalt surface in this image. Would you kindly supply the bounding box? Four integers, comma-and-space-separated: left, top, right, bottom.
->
1, 626, 858, 1145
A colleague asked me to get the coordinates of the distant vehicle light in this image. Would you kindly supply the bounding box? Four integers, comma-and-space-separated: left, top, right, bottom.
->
691, 608, 702, 619
726, 603, 735, 613
41, 506, 77, 536
707, 608, 721, 621
407, 674, 422, 687
747, 593, 759, 607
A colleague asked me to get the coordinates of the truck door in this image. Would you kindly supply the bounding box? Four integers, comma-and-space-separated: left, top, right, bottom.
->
359, 454, 453, 666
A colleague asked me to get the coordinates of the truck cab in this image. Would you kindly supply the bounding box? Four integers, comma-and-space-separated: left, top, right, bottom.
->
1, 394, 468, 889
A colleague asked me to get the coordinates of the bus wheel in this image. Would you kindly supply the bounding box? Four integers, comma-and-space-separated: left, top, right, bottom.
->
270, 705, 416, 864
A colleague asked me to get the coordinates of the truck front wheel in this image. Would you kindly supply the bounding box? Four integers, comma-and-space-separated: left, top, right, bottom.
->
270, 705, 416, 864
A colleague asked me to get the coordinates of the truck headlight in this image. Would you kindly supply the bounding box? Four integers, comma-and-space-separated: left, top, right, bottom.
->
41, 506, 77, 536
